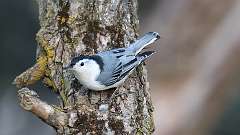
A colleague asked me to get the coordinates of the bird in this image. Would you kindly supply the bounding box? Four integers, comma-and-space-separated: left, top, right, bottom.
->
64, 32, 160, 91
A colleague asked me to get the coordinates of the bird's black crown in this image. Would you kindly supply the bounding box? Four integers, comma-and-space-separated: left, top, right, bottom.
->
70, 55, 104, 71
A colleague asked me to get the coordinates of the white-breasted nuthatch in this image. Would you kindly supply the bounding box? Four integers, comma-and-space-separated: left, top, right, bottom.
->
64, 32, 160, 91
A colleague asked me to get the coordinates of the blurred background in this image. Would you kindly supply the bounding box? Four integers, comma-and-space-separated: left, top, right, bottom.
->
0, 0, 240, 135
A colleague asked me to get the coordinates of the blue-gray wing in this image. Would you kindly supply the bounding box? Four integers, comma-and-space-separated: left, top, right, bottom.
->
101, 55, 139, 86
96, 48, 155, 87
96, 48, 139, 86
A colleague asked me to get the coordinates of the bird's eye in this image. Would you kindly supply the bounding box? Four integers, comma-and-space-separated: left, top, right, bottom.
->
80, 62, 84, 66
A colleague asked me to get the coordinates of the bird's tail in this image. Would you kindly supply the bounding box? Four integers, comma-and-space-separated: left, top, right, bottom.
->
137, 51, 155, 62
128, 32, 160, 55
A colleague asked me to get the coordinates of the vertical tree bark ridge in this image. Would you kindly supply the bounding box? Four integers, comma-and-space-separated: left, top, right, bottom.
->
14, 0, 155, 134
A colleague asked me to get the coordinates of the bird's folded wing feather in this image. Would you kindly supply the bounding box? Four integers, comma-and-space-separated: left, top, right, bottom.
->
102, 56, 138, 86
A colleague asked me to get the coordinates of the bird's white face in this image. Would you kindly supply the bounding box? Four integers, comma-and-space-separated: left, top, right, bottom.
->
71, 59, 101, 84
72, 59, 92, 73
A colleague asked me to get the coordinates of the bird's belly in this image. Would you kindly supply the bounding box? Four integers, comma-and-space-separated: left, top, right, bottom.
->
77, 71, 132, 91
74, 72, 105, 91
81, 79, 106, 91
83, 78, 126, 91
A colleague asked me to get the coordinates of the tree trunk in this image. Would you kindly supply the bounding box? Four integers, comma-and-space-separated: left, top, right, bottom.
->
13, 0, 154, 134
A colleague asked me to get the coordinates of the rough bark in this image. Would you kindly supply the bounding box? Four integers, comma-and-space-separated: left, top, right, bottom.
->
13, 0, 154, 134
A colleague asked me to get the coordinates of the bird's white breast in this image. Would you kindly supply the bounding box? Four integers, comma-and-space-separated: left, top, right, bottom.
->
73, 61, 106, 91
81, 77, 106, 90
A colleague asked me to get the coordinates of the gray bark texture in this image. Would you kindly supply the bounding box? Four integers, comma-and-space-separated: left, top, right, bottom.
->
13, 0, 154, 135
